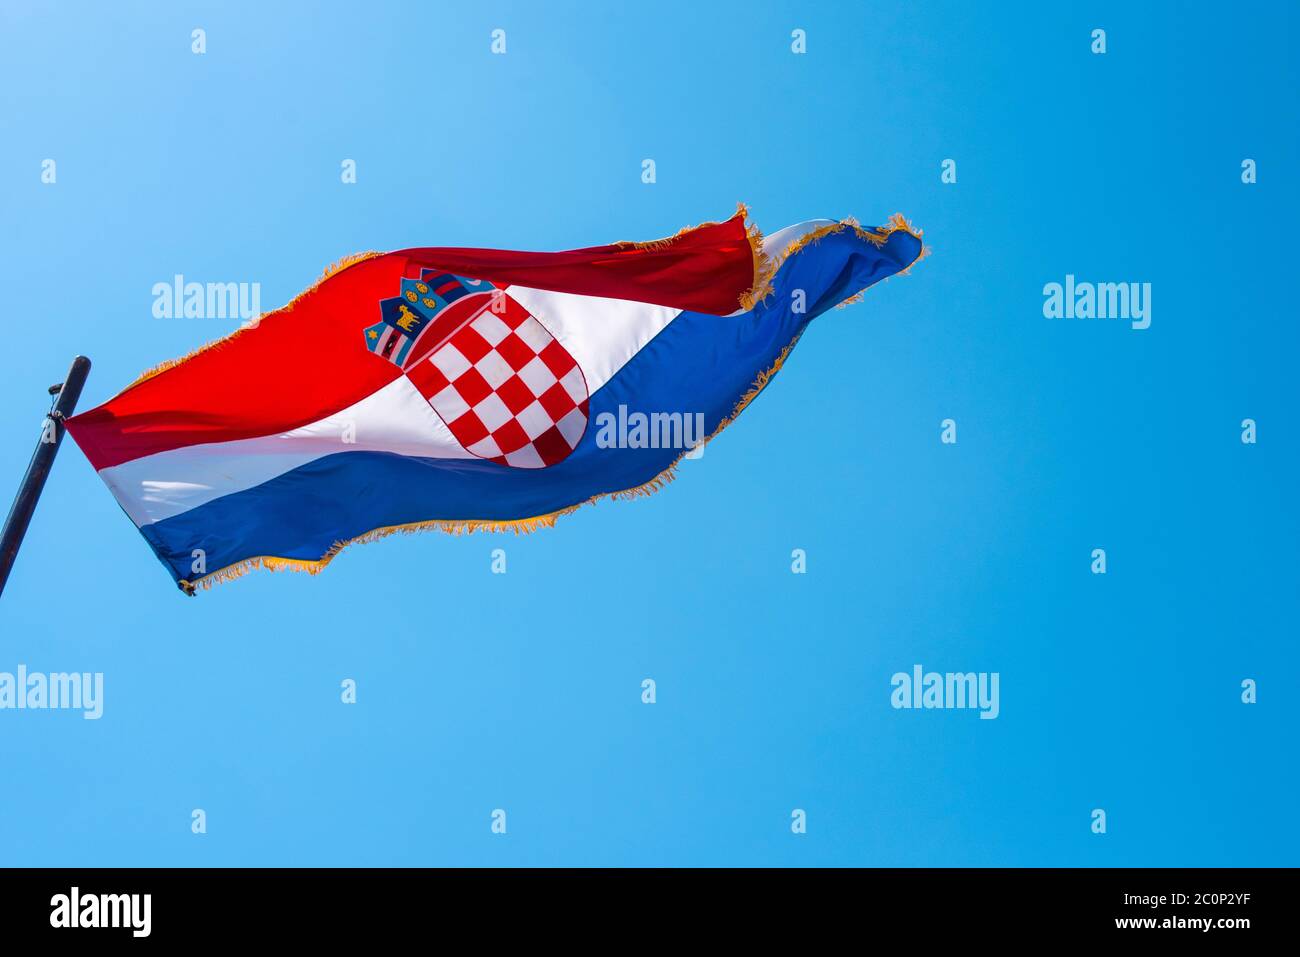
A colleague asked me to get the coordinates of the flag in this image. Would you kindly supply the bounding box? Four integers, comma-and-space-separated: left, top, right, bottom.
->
66, 206, 924, 592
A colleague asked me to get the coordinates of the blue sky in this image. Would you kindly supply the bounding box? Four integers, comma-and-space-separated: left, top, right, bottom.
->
0, 0, 1295, 866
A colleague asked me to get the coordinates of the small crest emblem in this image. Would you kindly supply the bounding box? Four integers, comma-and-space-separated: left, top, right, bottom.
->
364, 271, 495, 367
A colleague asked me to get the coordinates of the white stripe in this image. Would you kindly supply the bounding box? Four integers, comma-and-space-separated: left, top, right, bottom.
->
101, 376, 472, 526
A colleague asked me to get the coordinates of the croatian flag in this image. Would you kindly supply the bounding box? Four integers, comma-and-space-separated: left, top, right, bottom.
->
67, 207, 923, 592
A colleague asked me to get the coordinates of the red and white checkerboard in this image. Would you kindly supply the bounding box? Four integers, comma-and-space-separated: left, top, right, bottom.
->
405, 293, 589, 468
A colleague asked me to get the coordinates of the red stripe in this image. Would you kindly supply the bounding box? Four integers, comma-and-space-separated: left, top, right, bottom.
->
66, 212, 756, 470
400, 213, 753, 315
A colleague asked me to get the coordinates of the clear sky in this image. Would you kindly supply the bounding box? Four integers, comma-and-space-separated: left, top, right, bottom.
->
0, 0, 1295, 866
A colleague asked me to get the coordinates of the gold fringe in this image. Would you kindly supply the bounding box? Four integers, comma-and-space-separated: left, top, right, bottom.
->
180, 209, 924, 592
611, 200, 748, 252
613, 202, 773, 314
739, 205, 777, 312
764, 213, 930, 311
177, 508, 591, 591
775, 213, 925, 280
121, 251, 384, 392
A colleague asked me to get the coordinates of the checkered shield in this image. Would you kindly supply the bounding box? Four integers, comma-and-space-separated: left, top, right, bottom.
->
405, 291, 589, 469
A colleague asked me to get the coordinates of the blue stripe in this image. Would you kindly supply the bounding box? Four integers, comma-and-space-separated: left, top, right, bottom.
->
143, 227, 920, 582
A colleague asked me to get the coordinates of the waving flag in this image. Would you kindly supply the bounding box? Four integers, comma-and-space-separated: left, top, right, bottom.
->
67, 206, 924, 592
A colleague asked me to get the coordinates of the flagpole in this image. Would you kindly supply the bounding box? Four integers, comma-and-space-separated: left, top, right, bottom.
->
0, 355, 92, 599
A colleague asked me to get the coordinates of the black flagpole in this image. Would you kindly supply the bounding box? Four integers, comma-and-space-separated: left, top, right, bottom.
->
0, 356, 91, 599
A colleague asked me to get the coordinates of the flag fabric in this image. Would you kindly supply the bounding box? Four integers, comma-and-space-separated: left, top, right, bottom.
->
66, 206, 924, 592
